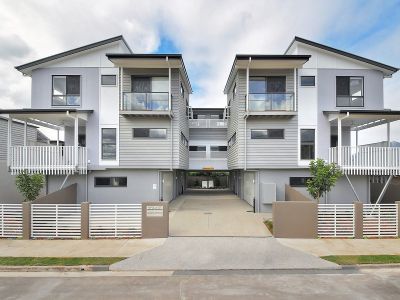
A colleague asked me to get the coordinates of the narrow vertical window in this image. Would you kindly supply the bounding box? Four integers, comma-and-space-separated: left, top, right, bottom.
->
300, 129, 315, 160
101, 128, 116, 160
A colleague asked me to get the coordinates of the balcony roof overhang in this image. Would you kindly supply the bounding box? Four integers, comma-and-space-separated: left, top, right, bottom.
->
0, 109, 93, 129
106, 53, 192, 93
224, 55, 310, 94
324, 110, 400, 131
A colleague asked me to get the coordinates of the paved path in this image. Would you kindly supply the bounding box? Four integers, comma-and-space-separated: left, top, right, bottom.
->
0, 239, 165, 257
278, 238, 400, 256
110, 237, 338, 271
169, 190, 271, 237
1, 268, 399, 299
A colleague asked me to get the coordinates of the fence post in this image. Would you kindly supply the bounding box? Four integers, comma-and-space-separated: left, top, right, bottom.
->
396, 201, 400, 238
142, 202, 169, 238
81, 202, 90, 239
22, 202, 31, 240
354, 202, 363, 239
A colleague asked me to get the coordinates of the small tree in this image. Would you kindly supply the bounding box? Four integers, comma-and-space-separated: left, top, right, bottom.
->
15, 172, 45, 202
306, 159, 342, 202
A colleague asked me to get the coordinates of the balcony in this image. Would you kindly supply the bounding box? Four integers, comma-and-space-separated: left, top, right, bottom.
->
121, 92, 171, 117
329, 146, 400, 175
247, 93, 295, 115
189, 119, 227, 128
9, 146, 87, 175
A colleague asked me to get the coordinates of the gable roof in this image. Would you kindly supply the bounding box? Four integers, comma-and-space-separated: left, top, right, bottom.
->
15, 35, 132, 73
286, 36, 398, 74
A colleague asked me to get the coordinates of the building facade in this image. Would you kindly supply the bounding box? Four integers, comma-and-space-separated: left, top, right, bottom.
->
0, 36, 398, 211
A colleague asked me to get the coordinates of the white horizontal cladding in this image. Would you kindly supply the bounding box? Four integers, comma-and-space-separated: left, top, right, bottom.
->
363, 204, 398, 237
329, 146, 400, 175
318, 204, 355, 238
89, 204, 142, 238
31, 204, 81, 238
0, 204, 23, 238
189, 119, 228, 129
9, 146, 87, 175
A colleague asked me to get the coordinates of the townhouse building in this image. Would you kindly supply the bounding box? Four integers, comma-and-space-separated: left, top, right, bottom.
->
0, 35, 398, 212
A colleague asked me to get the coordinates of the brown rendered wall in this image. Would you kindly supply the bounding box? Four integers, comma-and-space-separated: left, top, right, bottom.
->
141, 202, 169, 238
285, 184, 312, 202
272, 201, 318, 238
33, 184, 77, 204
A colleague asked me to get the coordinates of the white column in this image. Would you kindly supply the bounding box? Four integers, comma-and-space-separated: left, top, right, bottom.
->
246, 64, 249, 112
355, 130, 358, 147
23, 121, 27, 146
338, 117, 342, 165
168, 65, 171, 111
74, 115, 79, 167
56, 129, 60, 146
7, 117, 12, 168
293, 68, 297, 111
387, 122, 391, 147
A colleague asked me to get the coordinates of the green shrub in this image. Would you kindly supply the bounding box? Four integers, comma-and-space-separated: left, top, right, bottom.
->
15, 171, 45, 202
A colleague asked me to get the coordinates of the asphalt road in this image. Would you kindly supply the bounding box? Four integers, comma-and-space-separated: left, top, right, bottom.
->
0, 268, 399, 299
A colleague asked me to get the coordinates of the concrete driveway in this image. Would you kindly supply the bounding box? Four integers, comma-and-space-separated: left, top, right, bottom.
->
169, 190, 271, 237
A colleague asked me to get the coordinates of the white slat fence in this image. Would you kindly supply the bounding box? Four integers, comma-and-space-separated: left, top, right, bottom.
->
89, 204, 142, 238
0, 204, 23, 238
31, 204, 81, 238
318, 204, 355, 238
363, 204, 398, 237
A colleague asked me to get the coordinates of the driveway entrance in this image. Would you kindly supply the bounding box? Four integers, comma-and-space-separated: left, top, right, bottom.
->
169, 189, 271, 237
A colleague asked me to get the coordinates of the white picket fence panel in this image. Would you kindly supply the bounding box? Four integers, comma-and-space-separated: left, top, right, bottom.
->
318, 204, 355, 238
31, 204, 81, 238
363, 204, 398, 237
0, 204, 23, 238
89, 204, 142, 238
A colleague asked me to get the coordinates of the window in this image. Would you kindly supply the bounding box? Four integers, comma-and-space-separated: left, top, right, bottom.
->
290, 177, 312, 187
101, 75, 117, 86
300, 129, 315, 160
52, 75, 81, 106
251, 129, 284, 139
180, 83, 185, 97
133, 128, 167, 138
95, 177, 127, 187
228, 132, 237, 148
189, 146, 206, 151
210, 146, 227, 151
336, 76, 364, 107
233, 83, 237, 97
300, 76, 315, 87
131, 77, 168, 93
101, 128, 116, 160
249, 76, 286, 93
180, 132, 188, 147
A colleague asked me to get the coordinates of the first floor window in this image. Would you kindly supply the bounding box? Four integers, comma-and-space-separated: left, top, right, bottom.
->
300, 76, 315, 87
133, 128, 167, 138
251, 129, 284, 139
52, 75, 81, 106
300, 129, 315, 160
101, 75, 117, 86
210, 146, 227, 151
290, 177, 312, 187
336, 76, 364, 107
189, 146, 206, 151
95, 177, 127, 187
101, 128, 116, 160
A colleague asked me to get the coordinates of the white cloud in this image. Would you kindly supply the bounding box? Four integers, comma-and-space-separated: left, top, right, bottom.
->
0, 0, 398, 140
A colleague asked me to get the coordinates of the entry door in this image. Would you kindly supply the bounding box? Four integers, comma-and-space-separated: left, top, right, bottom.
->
161, 172, 173, 202
244, 172, 256, 207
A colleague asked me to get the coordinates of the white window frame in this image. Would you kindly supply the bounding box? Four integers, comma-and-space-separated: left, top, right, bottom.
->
298, 126, 317, 166
101, 74, 117, 87
99, 125, 119, 166
300, 75, 317, 88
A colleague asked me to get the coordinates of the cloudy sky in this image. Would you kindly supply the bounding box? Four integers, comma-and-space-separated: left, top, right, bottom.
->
0, 0, 399, 142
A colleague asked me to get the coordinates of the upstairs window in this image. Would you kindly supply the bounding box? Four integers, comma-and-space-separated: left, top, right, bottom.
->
133, 128, 167, 139
300, 76, 315, 87
180, 83, 185, 98
210, 146, 227, 151
336, 76, 364, 107
52, 75, 81, 106
300, 129, 315, 160
131, 77, 168, 93
251, 129, 284, 139
101, 75, 117, 86
189, 146, 206, 151
249, 76, 286, 93
101, 128, 116, 160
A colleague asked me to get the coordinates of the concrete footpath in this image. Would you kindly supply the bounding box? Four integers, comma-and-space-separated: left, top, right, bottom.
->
278, 238, 400, 256
0, 239, 166, 257
110, 237, 339, 271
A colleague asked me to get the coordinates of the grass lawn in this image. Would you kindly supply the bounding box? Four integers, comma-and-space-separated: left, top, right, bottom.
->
322, 255, 400, 265
0, 257, 126, 266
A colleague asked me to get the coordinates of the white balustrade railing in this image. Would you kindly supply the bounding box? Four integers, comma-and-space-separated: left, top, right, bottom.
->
329, 146, 400, 175
31, 204, 81, 238
363, 204, 398, 237
9, 146, 87, 175
189, 119, 227, 128
0, 204, 23, 238
89, 204, 142, 238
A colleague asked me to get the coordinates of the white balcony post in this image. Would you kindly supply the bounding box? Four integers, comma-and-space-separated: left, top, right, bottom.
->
293, 68, 297, 111
338, 117, 342, 165
167, 57, 171, 111
23, 121, 27, 146
74, 115, 79, 167
7, 117, 12, 168
355, 130, 358, 147
56, 129, 60, 146
387, 122, 391, 147
246, 57, 251, 112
